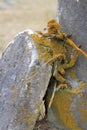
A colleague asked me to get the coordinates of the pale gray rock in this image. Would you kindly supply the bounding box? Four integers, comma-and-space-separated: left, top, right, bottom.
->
57, 0, 87, 81
50, 1, 87, 130
0, 30, 52, 130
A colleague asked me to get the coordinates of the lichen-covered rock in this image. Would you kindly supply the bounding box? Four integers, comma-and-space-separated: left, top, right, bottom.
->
0, 30, 52, 130
48, 1, 87, 130
57, 0, 87, 81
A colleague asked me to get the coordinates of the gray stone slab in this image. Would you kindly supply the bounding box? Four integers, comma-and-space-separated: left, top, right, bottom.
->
57, 0, 87, 81
0, 30, 52, 130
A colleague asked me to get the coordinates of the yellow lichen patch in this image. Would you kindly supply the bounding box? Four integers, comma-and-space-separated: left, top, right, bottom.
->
31, 34, 67, 63
66, 69, 77, 79
76, 91, 87, 123
80, 107, 87, 123
52, 90, 81, 130
30, 19, 87, 130
78, 95, 87, 124
59, 50, 79, 70
30, 34, 52, 62
30, 30, 79, 88
66, 38, 87, 58
70, 88, 84, 95
69, 81, 87, 95
54, 72, 66, 83
46, 19, 60, 36
58, 83, 68, 89
47, 19, 60, 29
36, 19, 87, 58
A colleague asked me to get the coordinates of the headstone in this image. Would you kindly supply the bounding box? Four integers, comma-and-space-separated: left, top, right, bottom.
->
57, 0, 87, 81
50, 1, 87, 130
0, 30, 52, 130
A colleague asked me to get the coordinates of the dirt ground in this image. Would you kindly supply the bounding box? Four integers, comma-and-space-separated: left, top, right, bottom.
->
34, 119, 62, 130
0, 0, 57, 57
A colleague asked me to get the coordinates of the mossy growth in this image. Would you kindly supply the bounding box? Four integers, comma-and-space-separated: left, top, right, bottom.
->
30, 19, 79, 85
52, 90, 82, 130
30, 19, 87, 85
30, 19, 87, 130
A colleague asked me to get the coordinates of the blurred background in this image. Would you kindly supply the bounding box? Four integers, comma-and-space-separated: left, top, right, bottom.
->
0, 0, 57, 57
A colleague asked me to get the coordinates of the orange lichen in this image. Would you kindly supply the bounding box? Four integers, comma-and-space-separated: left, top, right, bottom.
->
47, 19, 60, 35
36, 19, 87, 58
31, 28, 78, 87
70, 88, 84, 95
54, 72, 66, 83
68, 81, 87, 95
66, 69, 77, 79
31, 19, 86, 93
52, 90, 81, 130
58, 83, 68, 89
31, 19, 87, 130
10, 85, 15, 90
58, 50, 79, 71
66, 38, 87, 58
30, 20, 87, 130
53, 50, 79, 84
80, 106, 87, 123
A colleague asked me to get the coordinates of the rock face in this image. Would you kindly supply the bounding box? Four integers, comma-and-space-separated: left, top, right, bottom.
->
49, 1, 87, 130
57, 0, 87, 81
0, 30, 52, 130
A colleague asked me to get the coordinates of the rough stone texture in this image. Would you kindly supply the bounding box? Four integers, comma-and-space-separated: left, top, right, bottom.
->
57, 0, 87, 81
51, 1, 87, 130
0, 30, 52, 130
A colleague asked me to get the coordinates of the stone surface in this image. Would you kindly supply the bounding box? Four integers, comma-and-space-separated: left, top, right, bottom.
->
49, 1, 87, 130
57, 0, 87, 81
0, 30, 52, 130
